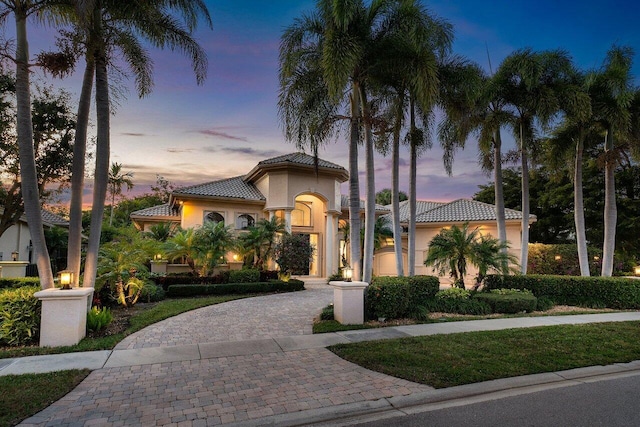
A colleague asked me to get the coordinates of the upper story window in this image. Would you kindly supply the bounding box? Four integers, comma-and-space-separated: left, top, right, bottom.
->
204, 211, 225, 225
236, 213, 255, 230
291, 201, 312, 227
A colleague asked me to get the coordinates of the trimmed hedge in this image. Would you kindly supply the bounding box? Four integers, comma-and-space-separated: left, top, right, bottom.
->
484, 274, 640, 309
0, 278, 40, 290
229, 269, 260, 283
474, 292, 537, 313
0, 286, 41, 346
166, 279, 304, 297
151, 270, 280, 290
365, 275, 439, 320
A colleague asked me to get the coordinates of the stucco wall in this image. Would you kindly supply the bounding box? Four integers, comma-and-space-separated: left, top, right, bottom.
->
0, 222, 31, 262
180, 200, 267, 230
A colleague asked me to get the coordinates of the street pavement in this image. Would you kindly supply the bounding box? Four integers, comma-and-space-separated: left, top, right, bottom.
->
2, 282, 639, 426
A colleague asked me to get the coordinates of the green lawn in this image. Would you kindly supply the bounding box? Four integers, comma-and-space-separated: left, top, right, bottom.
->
0, 369, 90, 427
329, 321, 640, 388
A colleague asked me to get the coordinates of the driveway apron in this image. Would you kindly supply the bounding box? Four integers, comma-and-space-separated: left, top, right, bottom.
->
20, 287, 430, 426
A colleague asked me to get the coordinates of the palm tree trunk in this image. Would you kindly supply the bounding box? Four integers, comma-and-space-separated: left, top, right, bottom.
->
574, 135, 590, 276
519, 124, 530, 274
493, 131, 507, 245
348, 83, 362, 281
67, 56, 95, 286
360, 87, 375, 283
83, 37, 110, 289
408, 99, 417, 277
602, 129, 616, 277
391, 104, 404, 276
15, 10, 54, 289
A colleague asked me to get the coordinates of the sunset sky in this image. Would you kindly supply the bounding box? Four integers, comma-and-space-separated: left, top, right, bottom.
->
20, 0, 640, 205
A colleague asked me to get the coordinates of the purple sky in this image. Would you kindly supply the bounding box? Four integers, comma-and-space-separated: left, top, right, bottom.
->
21, 0, 640, 205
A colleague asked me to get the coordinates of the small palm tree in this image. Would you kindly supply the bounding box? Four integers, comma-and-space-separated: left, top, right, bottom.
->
424, 223, 516, 288
165, 228, 199, 275
237, 217, 286, 270
145, 222, 177, 242
193, 221, 234, 276
108, 162, 134, 226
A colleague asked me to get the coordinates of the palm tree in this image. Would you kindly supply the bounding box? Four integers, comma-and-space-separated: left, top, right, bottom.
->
144, 222, 177, 242
424, 222, 514, 288
107, 162, 134, 225
165, 228, 199, 275
193, 221, 234, 276
495, 49, 575, 273
587, 46, 635, 276
75, 0, 212, 288
0, 0, 63, 288
236, 217, 286, 270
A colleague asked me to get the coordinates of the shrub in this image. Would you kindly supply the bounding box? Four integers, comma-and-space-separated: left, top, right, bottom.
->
166, 279, 304, 297
423, 298, 492, 315
259, 270, 279, 281
151, 273, 229, 290
229, 269, 260, 283
536, 296, 555, 311
139, 283, 166, 303
484, 274, 640, 309
86, 307, 113, 332
0, 286, 41, 346
365, 276, 440, 320
474, 292, 537, 313
0, 278, 40, 290
274, 234, 315, 275
320, 304, 334, 320
436, 287, 471, 300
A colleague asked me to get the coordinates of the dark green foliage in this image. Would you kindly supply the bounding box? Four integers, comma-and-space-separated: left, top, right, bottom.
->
320, 304, 334, 320
86, 307, 113, 332
328, 272, 343, 282
536, 296, 555, 311
528, 243, 603, 276
0, 278, 40, 289
365, 276, 440, 320
274, 233, 315, 275
474, 292, 537, 313
229, 269, 260, 283
166, 279, 305, 297
151, 274, 229, 290
0, 286, 41, 346
485, 274, 640, 309
423, 295, 493, 315
139, 283, 165, 303
259, 270, 279, 281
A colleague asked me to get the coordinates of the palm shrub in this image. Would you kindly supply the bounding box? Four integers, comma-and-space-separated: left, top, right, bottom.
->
236, 217, 285, 270
424, 223, 516, 288
0, 286, 41, 346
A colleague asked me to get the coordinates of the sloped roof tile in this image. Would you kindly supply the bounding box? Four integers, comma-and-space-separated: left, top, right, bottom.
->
130, 204, 180, 219
172, 176, 265, 201
258, 152, 345, 171
414, 199, 527, 223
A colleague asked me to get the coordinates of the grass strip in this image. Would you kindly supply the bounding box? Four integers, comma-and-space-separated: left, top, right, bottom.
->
0, 295, 250, 359
329, 321, 640, 389
0, 369, 90, 427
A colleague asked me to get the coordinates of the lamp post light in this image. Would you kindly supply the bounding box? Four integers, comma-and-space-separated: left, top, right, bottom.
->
343, 266, 353, 282
11, 251, 18, 261
153, 253, 163, 261
554, 255, 562, 261
58, 270, 73, 290
634, 266, 640, 277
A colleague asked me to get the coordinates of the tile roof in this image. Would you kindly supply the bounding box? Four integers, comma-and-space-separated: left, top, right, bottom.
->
391, 200, 447, 223
172, 176, 266, 201
41, 209, 69, 227
257, 152, 346, 171
340, 195, 389, 213
414, 199, 528, 223
130, 204, 180, 219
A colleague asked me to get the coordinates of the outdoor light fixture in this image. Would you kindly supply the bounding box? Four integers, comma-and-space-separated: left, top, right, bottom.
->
343, 267, 353, 282
153, 253, 162, 261
58, 270, 73, 290
593, 256, 600, 261
232, 253, 240, 261
554, 255, 562, 261
634, 266, 640, 277
11, 251, 18, 261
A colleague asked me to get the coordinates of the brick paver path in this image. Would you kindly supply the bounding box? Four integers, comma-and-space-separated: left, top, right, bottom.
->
21, 287, 431, 426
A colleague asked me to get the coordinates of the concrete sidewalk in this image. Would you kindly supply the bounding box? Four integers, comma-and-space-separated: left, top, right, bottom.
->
3, 311, 640, 377
8, 287, 640, 426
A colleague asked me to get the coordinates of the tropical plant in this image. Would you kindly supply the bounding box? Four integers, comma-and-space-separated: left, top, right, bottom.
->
86, 306, 112, 332
192, 221, 234, 276
236, 217, 285, 270
107, 162, 134, 226
165, 228, 199, 274
375, 189, 407, 206
424, 223, 516, 288
145, 222, 177, 242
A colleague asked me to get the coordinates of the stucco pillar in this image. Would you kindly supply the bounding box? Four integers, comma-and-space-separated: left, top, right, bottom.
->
325, 213, 335, 277
329, 281, 368, 324
34, 288, 94, 347
284, 210, 292, 233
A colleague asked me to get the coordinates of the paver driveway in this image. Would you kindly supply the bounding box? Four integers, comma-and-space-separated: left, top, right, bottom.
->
20, 286, 431, 426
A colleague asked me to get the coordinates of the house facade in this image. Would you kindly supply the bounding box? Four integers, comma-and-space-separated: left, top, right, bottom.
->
132, 152, 534, 281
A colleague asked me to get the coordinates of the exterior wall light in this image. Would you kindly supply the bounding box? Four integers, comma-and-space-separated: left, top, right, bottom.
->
593, 256, 600, 261
58, 270, 73, 290
554, 255, 562, 261
343, 266, 353, 282
11, 251, 18, 261
634, 266, 640, 276
153, 253, 163, 261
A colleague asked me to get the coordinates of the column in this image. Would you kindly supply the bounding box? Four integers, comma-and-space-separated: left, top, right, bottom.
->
284, 210, 292, 233
325, 213, 335, 277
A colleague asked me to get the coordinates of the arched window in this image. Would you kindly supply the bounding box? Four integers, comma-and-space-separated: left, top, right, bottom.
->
236, 213, 255, 230
205, 211, 224, 225
291, 202, 312, 227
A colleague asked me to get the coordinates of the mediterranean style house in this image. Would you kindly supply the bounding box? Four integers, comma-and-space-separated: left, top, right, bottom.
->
131, 152, 534, 282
